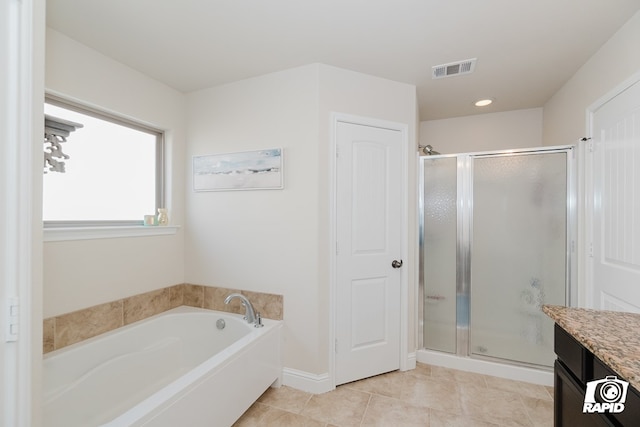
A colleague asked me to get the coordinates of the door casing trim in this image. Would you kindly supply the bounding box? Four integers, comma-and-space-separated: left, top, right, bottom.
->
328, 112, 410, 389
584, 71, 640, 309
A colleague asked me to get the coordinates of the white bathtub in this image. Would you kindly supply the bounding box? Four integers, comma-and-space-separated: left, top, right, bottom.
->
43, 306, 282, 427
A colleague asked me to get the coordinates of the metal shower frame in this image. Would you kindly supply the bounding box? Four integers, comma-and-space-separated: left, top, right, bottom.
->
418, 145, 577, 365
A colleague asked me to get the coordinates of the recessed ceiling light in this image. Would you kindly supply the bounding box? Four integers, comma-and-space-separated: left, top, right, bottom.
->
474, 98, 493, 107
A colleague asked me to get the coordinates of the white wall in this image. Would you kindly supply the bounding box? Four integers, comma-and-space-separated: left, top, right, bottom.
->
543, 10, 640, 307
185, 64, 323, 373
185, 64, 417, 378
420, 108, 543, 155
543, 11, 640, 145
43, 29, 186, 317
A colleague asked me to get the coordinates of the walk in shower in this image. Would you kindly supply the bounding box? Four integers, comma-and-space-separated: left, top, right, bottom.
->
419, 147, 574, 368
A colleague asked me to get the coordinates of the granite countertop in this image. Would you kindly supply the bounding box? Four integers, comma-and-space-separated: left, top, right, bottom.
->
543, 304, 640, 391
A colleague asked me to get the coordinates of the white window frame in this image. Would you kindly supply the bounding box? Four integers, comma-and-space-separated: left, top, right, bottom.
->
43, 95, 174, 239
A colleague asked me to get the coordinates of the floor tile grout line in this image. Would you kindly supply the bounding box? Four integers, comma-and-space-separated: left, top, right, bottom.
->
359, 392, 373, 427
300, 392, 313, 415
253, 401, 270, 425
516, 393, 537, 427
494, 392, 537, 427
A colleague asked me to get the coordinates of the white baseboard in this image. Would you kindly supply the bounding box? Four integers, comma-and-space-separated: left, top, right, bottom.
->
282, 368, 333, 394
283, 352, 418, 394
402, 352, 417, 371
417, 349, 554, 386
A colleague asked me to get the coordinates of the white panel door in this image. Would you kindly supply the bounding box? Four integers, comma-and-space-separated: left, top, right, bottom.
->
335, 121, 403, 385
592, 79, 640, 312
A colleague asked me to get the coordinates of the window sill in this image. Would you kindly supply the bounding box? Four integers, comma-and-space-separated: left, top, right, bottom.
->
43, 225, 180, 242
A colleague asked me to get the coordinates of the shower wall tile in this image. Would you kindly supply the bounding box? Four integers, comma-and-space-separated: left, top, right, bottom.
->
54, 300, 123, 349
43, 283, 284, 354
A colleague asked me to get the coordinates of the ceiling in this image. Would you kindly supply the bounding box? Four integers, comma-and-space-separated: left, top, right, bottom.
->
46, 0, 640, 121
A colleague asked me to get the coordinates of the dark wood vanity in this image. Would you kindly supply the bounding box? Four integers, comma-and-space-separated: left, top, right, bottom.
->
544, 306, 640, 427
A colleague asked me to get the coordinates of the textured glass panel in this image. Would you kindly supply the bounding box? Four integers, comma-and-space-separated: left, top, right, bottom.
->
470, 153, 567, 367
423, 157, 457, 353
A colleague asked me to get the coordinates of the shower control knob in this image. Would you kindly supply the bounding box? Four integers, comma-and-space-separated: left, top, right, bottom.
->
391, 259, 403, 269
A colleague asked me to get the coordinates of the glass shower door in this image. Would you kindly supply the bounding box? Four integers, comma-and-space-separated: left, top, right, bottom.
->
422, 156, 458, 353
469, 152, 568, 367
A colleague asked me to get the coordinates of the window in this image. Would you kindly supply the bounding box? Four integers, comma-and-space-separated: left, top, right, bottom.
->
43, 97, 164, 226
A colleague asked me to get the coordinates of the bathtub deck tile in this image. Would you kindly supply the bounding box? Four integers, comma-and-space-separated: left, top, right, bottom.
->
123, 287, 175, 324
43, 317, 55, 353
55, 300, 123, 348
169, 283, 184, 308
204, 285, 244, 313
183, 283, 205, 307
44, 283, 285, 353
241, 290, 284, 321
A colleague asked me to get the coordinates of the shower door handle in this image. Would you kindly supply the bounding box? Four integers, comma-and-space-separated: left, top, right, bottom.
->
391, 259, 403, 269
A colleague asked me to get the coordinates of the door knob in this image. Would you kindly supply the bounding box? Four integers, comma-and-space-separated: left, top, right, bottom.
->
391, 259, 403, 269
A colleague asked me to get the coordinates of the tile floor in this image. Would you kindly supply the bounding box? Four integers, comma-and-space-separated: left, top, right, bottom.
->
233, 363, 554, 427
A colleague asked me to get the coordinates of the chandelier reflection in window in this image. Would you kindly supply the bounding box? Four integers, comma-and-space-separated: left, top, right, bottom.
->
44, 115, 83, 173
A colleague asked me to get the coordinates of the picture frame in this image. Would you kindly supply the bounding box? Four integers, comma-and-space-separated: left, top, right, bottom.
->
193, 148, 283, 191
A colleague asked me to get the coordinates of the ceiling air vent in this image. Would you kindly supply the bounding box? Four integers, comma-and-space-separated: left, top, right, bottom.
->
432, 58, 477, 79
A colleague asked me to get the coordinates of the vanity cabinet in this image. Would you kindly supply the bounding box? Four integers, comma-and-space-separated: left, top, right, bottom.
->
554, 324, 640, 427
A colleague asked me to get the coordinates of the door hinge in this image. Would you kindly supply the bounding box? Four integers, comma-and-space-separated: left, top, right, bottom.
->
5, 297, 19, 342
335, 338, 338, 353
589, 242, 594, 258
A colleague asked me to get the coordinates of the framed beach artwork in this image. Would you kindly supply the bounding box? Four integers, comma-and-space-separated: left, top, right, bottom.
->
193, 148, 284, 191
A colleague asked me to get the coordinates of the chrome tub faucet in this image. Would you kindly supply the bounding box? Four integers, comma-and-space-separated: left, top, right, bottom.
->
224, 293, 263, 327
